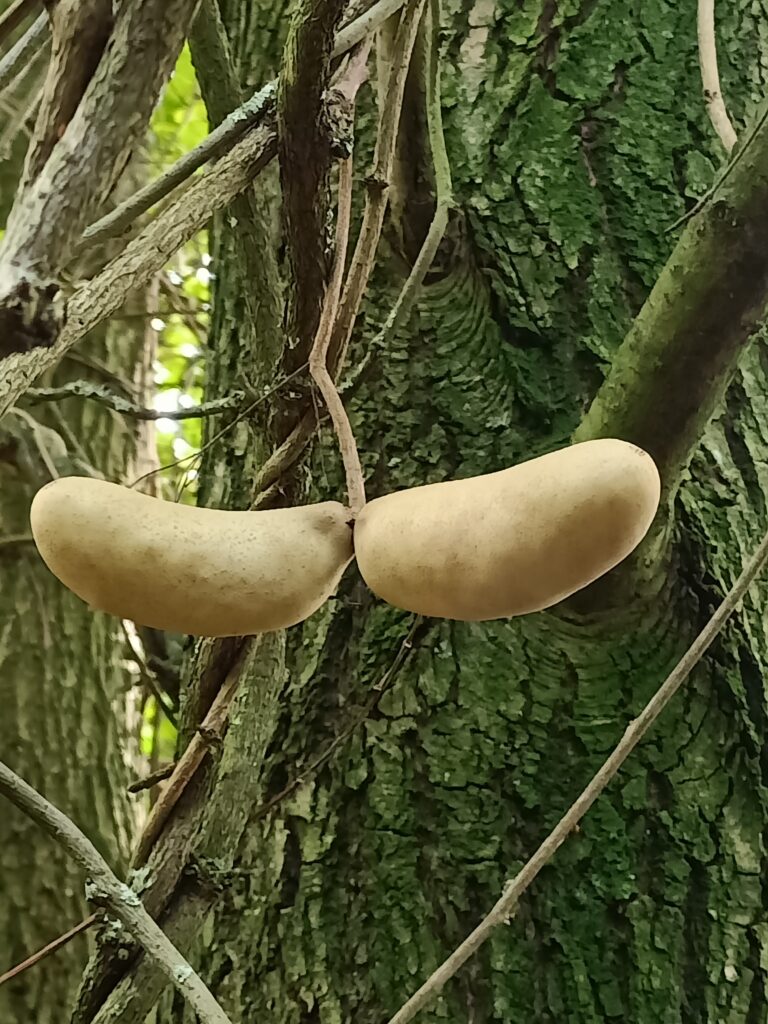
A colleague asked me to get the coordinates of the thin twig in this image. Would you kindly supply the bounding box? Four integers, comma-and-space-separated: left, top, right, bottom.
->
0, 0, 40, 48
80, 80, 278, 251
309, 157, 365, 511
370, 0, 452, 347
386, 526, 768, 1024
333, 0, 405, 56
0, 912, 97, 987
0, 760, 234, 1024
253, 617, 423, 818
27, 380, 244, 421
127, 762, 177, 795
308, 52, 370, 515
697, 0, 736, 153
128, 363, 308, 490
0, 10, 47, 97
130, 655, 245, 867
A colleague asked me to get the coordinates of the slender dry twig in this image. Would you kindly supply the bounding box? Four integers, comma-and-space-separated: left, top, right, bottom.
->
0, 760, 234, 1024
27, 379, 244, 421
0, 0, 40, 48
0, 11, 47, 97
0, 912, 97, 987
127, 762, 177, 795
697, 0, 736, 153
131, 656, 245, 867
386, 526, 768, 1024
128, 363, 308, 490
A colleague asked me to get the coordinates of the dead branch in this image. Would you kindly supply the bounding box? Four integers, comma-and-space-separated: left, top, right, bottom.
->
80, 80, 278, 251
333, 0, 405, 55
0, 912, 97, 988
130, 658, 244, 867
26, 379, 245, 420
0, 0, 199, 354
386, 526, 768, 1024
0, 114, 277, 417
0, 11, 47, 97
22, 0, 112, 185
0, 759, 235, 1024
697, 0, 737, 152
0, 0, 40, 48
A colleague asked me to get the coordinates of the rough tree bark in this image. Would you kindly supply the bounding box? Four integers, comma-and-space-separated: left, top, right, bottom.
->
0, 6, 147, 1020
7, 1, 768, 1023
162, 2, 768, 1022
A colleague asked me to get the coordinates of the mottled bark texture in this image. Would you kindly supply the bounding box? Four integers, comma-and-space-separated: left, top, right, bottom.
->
0, 15, 145, 1006
0, 323, 143, 1024
160, 1, 768, 1022
68, 1, 768, 1023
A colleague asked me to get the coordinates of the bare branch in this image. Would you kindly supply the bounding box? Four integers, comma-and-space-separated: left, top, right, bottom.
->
697, 0, 737, 153
0, 0, 199, 352
333, 0, 405, 56
0, 912, 97, 988
22, 0, 112, 185
387, 526, 768, 1024
0, 0, 40, 48
0, 11, 47, 97
0, 759, 235, 1024
127, 763, 177, 795
0, 115, 277, 416
26, 379, 245, 420
80, 81, 278, 251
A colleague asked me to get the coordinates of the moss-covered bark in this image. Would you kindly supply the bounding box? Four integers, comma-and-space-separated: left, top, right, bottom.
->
0, 333, 142, 1024
78, 1, 768, 1022
0, 29, 144, 1005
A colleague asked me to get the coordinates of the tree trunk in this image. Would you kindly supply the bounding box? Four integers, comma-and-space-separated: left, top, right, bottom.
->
189, 2, 768, 1021
72, 1, 768, 1022
0, 20, 145, 1003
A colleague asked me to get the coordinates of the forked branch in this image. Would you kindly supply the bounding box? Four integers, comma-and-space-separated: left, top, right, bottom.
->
0, 760, 234, 1024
